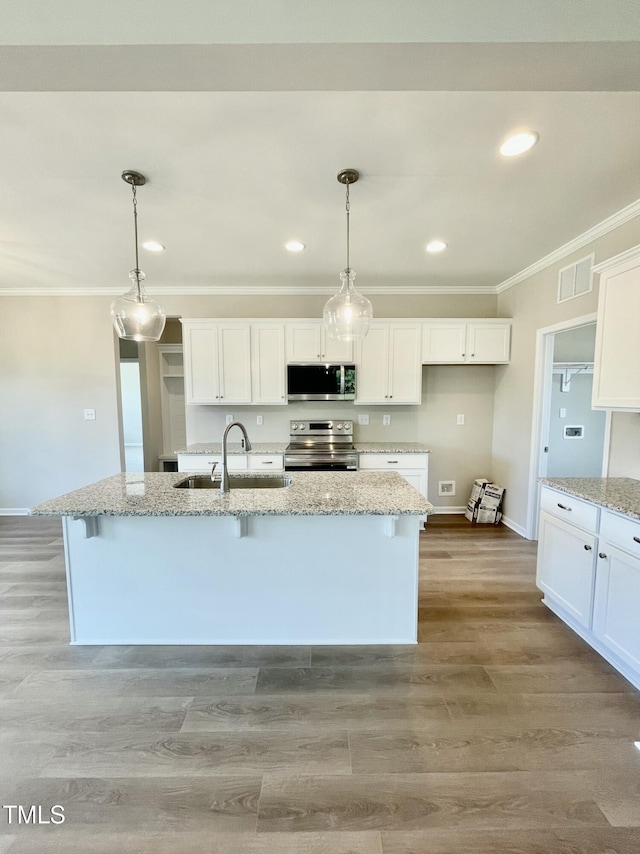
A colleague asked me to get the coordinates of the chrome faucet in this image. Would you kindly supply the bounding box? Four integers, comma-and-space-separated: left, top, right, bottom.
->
220, 421, 252, 493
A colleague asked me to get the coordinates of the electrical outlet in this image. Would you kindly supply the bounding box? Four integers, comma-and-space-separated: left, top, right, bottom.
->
225, 413, 234, 425
438, 480, 456, 497
559, 408, 567, 418
83, 409, 96, 421
256, 415, 263, 426
383, 414, 391, 426
358, 414, 369, 425
456, 414, 465, 426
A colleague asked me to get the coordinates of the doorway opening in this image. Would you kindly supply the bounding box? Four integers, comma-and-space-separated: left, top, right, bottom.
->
527, 313, 611, 540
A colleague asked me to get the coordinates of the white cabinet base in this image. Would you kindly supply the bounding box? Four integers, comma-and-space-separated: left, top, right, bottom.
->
63, 513, 420, 645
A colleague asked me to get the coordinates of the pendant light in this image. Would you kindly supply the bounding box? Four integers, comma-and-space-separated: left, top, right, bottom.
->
323, 168, 373, 342
111, 170, 166, 342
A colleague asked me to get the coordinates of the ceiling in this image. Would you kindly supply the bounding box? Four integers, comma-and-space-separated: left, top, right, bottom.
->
1, 2, 639, 296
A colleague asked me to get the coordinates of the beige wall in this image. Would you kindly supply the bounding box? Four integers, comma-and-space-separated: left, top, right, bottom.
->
1, 291, 496, 509
1, 296, 123, 509
494, 217, 640, 532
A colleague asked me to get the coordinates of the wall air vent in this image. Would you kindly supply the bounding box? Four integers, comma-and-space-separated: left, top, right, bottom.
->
557, 254, 594, 303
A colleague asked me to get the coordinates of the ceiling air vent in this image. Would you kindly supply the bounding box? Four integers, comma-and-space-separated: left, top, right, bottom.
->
557, 254, 594, 303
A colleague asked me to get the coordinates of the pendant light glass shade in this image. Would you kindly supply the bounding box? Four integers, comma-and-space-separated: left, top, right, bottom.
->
323, 168, 372, 342
323, 269, 373, 342
111, 170, 166, 342
111, 270, 166, 342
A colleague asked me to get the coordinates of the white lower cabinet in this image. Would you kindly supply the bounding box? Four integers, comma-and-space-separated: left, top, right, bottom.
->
593, 509, 640, 675
537, 487, 640, 690
248, 455, 285, 472
177, 454, 248, 473
536, 510, 597, 628
359, 453, 429, 501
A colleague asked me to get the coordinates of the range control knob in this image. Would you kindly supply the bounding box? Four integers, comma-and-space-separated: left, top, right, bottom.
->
344, 422, 352, 431
291, 423, 298, 430
299, 423, 306, 430
337, 423, 343, 430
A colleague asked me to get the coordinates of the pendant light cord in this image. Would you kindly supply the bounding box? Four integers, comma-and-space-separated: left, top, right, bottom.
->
131, 182, 142, 299
345, 180, 351, 272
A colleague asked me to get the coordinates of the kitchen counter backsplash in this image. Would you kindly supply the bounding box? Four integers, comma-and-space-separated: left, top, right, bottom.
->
540, 477, 640, 521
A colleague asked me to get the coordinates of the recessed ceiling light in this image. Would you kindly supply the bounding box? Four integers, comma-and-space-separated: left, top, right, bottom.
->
499, 131, 539, 157
426, 240, 448, 254
285, 240, 306, 253
142, 241, 165, 252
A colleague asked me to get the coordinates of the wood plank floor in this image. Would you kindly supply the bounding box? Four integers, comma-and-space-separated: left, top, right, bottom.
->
0, 514, 639, 853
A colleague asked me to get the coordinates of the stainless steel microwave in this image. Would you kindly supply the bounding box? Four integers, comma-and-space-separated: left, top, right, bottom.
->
287, 364, 356, 401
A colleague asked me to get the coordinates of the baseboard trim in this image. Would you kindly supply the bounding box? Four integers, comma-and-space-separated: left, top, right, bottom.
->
430, 505, 466, 515
0, 508, 29, 516
501, 514, 532, 540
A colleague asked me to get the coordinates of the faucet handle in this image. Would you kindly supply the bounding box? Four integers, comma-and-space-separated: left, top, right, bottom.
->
210, 462, 218, 481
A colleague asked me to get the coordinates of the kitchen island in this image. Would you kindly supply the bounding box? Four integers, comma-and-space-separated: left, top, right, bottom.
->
31, 471, 432, 646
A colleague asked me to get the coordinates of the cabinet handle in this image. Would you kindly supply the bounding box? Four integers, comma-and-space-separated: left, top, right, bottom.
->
583, 544, 592, 551
388, 460, 399, 464
317, 354, 321, 358
471, 353, 475, 357
461, 353, 465, 358
262, 461, 273, 465
633, 537, 640, 544
599, 552, 608, 559
389, 395, 393, 399
557, 503, 572, 511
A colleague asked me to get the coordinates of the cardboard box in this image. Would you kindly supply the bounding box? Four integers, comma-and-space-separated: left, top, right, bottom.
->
465, 479, 505, 524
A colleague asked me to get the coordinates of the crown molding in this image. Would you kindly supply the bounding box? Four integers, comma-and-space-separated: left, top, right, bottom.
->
0, 283, 498, 297
495, 197, 640, 294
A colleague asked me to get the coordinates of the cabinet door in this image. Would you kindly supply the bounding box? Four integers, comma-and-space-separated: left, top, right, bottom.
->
536, 510, 597, 628
183, 322, 219, 404
355, 325, 389, 403
286, 323, 323, 362
593, 543, 640, 672
592, 253, 640, 409
422, 323, 466, 363
217, 324, 252, 404
388, 324, 422, 403
323, 333, 354, 363
251, 324, 286, 404
466, 322, 511, 363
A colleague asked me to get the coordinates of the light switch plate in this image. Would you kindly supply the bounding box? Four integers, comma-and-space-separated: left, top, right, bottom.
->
456, 414, 465, 426
383, 414, 391, 426
256, 415, 264, 426
358, 414, 369, 425
225, 414, 234, 425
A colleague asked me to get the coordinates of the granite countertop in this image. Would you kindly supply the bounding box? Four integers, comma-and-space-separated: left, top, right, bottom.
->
354, 443, 430, 453
540, 477, 640, 521
177, 442, 430, 455
31, 472, 433, 518
177, 442, 287, 455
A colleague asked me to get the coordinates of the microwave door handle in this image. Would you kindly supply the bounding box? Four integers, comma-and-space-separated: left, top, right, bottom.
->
340, 366, 345, 396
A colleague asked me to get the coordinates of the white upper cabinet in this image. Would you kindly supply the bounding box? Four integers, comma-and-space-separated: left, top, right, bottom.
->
356, 322, 422, 404
251, 323, 286, 405
592, 246, 640, 410
422, 319, 511, 364
182, 320, 252, 405
286, 321, 353, 363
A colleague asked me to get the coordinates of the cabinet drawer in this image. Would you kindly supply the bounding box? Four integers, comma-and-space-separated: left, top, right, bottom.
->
540, 487, 599, 532
248, 455, 284, 471
177, 454, 248, 473
600, 509, 640, 557
359, 453, 428, 470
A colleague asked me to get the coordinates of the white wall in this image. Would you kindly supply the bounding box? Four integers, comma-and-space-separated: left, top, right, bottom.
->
494, 216, 640, 532
119, 361, 143, 445
546, 373, 606, 477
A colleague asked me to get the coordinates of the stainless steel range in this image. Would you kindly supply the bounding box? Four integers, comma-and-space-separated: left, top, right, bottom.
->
284, 419, 358, 471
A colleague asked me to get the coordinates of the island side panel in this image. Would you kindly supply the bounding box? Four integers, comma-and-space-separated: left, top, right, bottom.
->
62, 514, 420, 645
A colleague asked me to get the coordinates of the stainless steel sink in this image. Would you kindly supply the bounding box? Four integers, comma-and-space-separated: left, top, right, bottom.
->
175, 474, 292, 490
